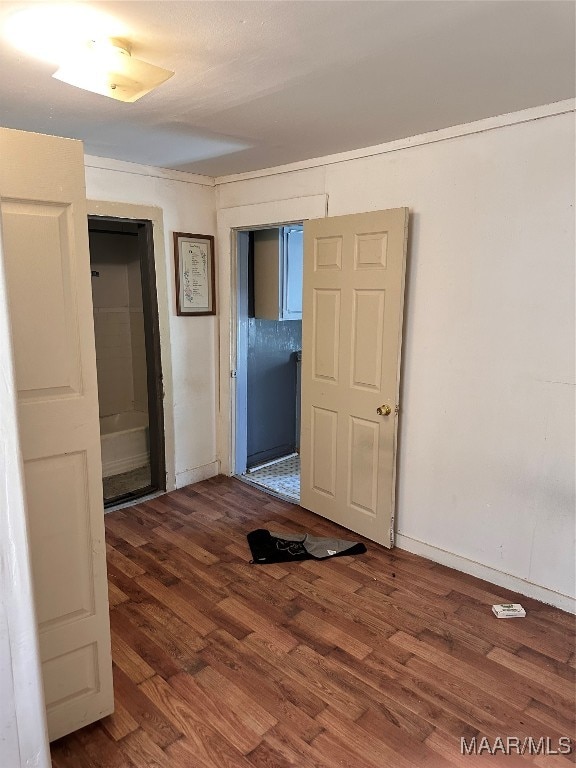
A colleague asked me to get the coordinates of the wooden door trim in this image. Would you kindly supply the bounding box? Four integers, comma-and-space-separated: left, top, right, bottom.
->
139, 220, 166, 494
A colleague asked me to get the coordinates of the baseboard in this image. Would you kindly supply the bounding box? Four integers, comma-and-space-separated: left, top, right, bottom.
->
396, 533, 575, 614
175, 461, 220, 489
102, 452, 149, 478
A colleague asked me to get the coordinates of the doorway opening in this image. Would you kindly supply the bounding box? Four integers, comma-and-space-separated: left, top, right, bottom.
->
235, 225, 303, 502
88, 216, 166, 507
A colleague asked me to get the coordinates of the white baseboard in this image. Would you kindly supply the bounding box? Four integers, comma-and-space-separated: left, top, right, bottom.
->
396, 533, 575, 614
102, 452, 149, 478
176, 460, 220, 489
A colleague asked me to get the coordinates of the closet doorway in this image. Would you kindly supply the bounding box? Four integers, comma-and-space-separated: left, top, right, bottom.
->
235, 225, 303, 501
88, 216, 165, 506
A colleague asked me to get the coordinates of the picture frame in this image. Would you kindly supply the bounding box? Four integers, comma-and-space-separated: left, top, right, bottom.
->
173, 232, 216, 316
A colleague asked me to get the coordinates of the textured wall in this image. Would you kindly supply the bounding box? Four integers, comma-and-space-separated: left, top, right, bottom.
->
247, 318, 301, 466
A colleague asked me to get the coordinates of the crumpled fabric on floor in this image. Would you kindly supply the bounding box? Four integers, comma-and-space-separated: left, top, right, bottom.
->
247, 528, 367, 564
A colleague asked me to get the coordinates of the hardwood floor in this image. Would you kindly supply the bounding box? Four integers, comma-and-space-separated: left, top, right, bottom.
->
51, 476, 576, 767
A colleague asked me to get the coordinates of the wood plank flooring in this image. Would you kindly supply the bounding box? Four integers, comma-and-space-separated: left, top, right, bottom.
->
51, 476, 576, 767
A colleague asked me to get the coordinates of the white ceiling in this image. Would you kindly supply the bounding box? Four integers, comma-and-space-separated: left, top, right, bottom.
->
0, 1, 574, 177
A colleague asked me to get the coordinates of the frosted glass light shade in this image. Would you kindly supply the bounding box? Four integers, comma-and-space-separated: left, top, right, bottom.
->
53, 40, 173, 102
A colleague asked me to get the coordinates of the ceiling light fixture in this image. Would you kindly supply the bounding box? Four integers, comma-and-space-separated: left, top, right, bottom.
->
4, 5, 125, 63
53, 38, 174, 102
3, 6, 173, 102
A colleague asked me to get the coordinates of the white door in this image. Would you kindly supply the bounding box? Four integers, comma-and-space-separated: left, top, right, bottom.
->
0, 127, 113, 740
300, 208, 409, 548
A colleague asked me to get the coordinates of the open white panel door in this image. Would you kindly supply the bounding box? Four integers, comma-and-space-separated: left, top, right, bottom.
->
0, 128, 113, 740
300, 208, 409, 548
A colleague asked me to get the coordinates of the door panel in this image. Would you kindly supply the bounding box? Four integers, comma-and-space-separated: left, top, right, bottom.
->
0, 127, 113, 740
312, 289, 340, 381
2, 202, 82, 397
300, 208, 409, 548
348, 416, 379, 516
351, 290, 385, 389
25, 453, 95, 629
311, 406, 338, 496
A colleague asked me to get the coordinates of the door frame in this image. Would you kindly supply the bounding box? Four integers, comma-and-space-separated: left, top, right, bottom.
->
234, 229, 250, 475
234, 226, 304, 476
88, 216, 167, 503
88, 201, 176, 492
217, 195, 327, 476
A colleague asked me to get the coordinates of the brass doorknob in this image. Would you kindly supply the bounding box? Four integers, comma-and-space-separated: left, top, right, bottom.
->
377, 404, 392, 416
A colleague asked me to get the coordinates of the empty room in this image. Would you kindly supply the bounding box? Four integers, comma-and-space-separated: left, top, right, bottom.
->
0, 1, 574, 767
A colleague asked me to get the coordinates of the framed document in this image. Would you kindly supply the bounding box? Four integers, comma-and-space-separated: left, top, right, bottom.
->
173, 232, 216, 316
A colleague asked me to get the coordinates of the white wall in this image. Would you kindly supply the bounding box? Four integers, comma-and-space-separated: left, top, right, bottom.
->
84, 160, 219, 489
217, 107, 576, 610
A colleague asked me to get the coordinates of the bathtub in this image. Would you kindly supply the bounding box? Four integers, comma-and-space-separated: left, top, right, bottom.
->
100, 411, 149, 478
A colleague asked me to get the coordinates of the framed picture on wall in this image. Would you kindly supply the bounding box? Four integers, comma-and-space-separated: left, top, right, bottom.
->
173, 232, 216, 316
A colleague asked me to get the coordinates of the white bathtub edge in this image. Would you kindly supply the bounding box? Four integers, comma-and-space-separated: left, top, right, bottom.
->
102, 451, 150, 478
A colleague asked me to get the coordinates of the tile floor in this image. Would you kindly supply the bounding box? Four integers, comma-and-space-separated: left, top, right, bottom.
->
244, 453, 300, 502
